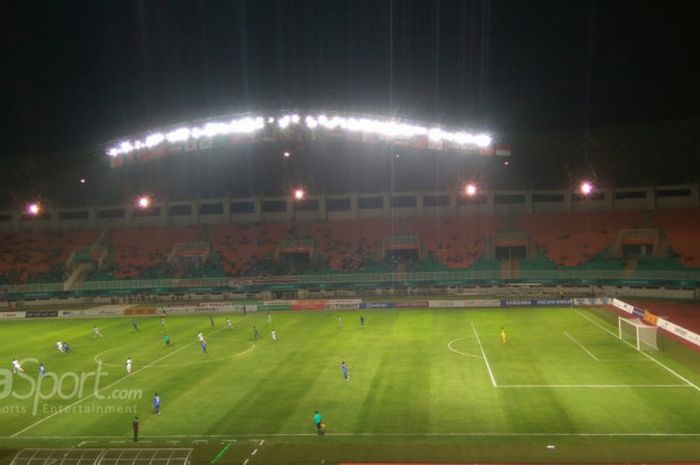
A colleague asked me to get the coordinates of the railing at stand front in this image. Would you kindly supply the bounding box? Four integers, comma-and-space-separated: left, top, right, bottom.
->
2, 269, 700, 296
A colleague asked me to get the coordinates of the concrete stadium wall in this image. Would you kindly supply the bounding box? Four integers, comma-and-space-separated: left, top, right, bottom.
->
2, 184, 700, 232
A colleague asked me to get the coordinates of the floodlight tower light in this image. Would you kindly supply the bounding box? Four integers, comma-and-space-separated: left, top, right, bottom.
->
26, 202, 41, 217
136, 195, 152, 209
463, 182, 478, 197
292, 188, 306, 201
579, 181, 594, 196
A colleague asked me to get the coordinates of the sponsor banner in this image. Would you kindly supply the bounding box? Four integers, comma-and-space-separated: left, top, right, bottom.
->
395, 301, 429, 308
428, 300, 466, 308
428, 299, 501, 308
643, 310, 659, 326
159, 304, 256, 314
656, 317, 700, 347
326, 303, 361, 310
124, 308, 157, 316
631, 307, 645, 318
25, 310, 59, 318
61, 307, 128, 318
463, 299, 501, 308
258, 304, 289, 312
60, 310, 87, 318
325, 299, 362, 307
0, 311, 26, 319
291, 300, 327, 311
360, 302, 395, 309
500, 299, 572, 307
96, 308, 129, 316
262, 300, 296, 307
573, 297, 611, 306
611, 298, 635, 314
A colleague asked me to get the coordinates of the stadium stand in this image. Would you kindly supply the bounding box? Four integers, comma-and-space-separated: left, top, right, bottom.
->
4, 208, 700, 285
304, 219, 392, 272
518, 211, 645, 267
652, 208, 700, 267
108, 226, 201, 278
407, 215, 502, 269
0, 229, 99, 283
210, 223, 290, 275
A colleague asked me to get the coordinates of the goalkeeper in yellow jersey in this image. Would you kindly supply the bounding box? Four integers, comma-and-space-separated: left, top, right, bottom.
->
500, 327, 507, 344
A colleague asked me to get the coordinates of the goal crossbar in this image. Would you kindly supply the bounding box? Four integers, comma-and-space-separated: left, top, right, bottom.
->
618, 317, 659, 351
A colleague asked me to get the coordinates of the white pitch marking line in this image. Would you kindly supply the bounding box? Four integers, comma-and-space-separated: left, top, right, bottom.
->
497, 384, 692, 389
242, 459, 249, 465
251, 449, 257, 456
447, 338, 485, 359
6, 432, 700, 439
471, 321, 497, 387
259, 440, 264, 446
11, 326, 230, 438
574, 309, 700, 393
564, 331, 600, 361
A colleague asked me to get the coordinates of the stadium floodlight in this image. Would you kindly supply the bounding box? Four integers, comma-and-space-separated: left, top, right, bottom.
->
292, 188, 306, 201
26, 202, 41, 217
80, 178, 86, 184
278, 115, 291, 129
579, 180, 594, 196
136, 195, 152, 209
305, 116, 318, 129
106, 110, 494, 158
463, 182, 478, 197
283, 151, 291, 158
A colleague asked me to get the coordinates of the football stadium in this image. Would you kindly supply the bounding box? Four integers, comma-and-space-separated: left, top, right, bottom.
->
3, 1, 700, 465
2, 108, 700, 464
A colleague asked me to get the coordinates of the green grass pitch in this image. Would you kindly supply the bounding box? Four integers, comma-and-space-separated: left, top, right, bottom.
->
1, 306, 700, 463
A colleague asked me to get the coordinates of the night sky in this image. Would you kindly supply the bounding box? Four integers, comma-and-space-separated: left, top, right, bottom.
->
2, 0, 700, 205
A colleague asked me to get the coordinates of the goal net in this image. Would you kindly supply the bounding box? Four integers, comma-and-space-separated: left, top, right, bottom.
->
618, 317, 659, 351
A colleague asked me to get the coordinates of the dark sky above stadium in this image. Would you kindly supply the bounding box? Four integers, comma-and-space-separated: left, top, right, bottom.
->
1, 0, 700, 205
3, 0, 699, 155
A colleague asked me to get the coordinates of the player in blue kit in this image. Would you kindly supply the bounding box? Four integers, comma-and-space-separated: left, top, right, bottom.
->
341, 361, 350, 382
153, 393, 161, 415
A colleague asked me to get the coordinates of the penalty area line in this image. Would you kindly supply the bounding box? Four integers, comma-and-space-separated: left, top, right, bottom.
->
470, 322, 497, 387
574, 309, 700, 393
564, 331, 599, 361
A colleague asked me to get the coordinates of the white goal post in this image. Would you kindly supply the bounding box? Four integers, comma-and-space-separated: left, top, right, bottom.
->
618, 317, 659, 351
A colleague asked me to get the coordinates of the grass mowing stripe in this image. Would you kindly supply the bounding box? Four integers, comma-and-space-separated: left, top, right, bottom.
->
470, 321, 497, 387
574, 308, 700, 393
11, 325, 230, 438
